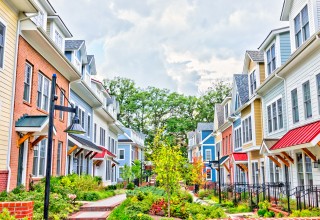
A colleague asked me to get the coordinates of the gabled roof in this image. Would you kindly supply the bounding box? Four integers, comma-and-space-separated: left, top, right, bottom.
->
47, 15, 72, 38
69, 134, 102, 153
65, 40, 85, 50
246, 50, 264, 62
234, 74, 249, 105
233, 152, 248, 161
215, 104, 224, 128
258, 26, 290, 50
94, 147, 116, 159
197, 122, 213, 131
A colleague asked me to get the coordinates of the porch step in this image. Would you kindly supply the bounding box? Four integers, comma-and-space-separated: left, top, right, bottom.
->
68, 211, 110, 220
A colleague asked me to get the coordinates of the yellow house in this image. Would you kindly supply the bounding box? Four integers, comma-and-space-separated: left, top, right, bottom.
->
0, 0, 37, 191
239, 51, 265, 185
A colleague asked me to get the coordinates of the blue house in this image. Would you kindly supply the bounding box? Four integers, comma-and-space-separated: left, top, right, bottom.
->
187, 123, 216, 183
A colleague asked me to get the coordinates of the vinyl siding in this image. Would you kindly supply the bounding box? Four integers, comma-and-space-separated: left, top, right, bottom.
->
118, 144, 132, 166
248, 59, 255, 73
241, 105, 251, 118
0, 1, 18, 170
262, 81, 287, 138
254, 99, 263, 146
279, 32, 291, 64
259, 63, 265, 84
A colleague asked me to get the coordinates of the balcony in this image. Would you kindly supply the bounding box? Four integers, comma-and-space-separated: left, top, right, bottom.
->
83, 71, 91, 87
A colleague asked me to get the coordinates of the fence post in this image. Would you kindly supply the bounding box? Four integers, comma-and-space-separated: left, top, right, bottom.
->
316, 186, 319, 208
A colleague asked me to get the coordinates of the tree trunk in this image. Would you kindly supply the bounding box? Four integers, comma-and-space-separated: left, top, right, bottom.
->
167, 191, 171, 217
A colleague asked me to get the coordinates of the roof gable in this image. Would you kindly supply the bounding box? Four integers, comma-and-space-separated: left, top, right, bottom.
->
234, 74, 249, 106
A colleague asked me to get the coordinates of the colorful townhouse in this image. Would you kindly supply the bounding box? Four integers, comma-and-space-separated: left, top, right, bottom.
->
187, 122, 216, 183
0, 0, 38, 191
257, 0, 320, 189
9, 0, 84, 190
213, 104, 224, 181
117, 127, 145, 179
257, 27, 291, 184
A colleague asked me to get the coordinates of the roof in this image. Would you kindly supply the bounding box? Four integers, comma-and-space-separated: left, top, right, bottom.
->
246, 50, 264, 62
234, 74, 249, 105
216, 104, 224, 128
69, 134, 101, 152
94, 147, 116, 159
258, 26, 290, 50
262, 138, 280, 149
280, 0, 292, 21
233, 152, 248, 161
16, 115, 48, 127
270, 120, 320, 151
65, 40, 84, 50
197, 122, 214, 131
219, 155, 229, 165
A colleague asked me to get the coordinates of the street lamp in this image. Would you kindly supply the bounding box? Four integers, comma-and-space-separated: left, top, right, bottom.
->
43, 74, 85, 220
209, 151, 221, 203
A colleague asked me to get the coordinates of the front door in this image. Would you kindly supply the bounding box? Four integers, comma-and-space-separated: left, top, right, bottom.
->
17, 143, 25, 186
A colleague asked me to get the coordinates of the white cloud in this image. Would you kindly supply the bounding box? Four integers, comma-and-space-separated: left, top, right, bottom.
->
53, 0, 287, 96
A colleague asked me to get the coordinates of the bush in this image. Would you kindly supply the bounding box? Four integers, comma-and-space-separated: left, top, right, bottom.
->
127, 182, 135, 190
264, 211, 275, 217
0, 208, 18, 220
227, 203, 250, 214
257, 208, 267, 217
276, 212, 284, 218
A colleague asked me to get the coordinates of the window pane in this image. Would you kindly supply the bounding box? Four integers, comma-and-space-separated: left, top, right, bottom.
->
303, 81, 312, 118
37, 74, 43, 108
272, 102, 277, 130
301, 6, 309, 25
267, 105, 272, 133
277, 99, 283, 129
42, 78, 49, 111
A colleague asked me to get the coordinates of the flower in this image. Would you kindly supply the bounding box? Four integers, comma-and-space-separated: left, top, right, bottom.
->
67, 194, 77, 201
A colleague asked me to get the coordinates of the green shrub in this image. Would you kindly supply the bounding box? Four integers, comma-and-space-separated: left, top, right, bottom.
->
257, 208, 267, 217
264, 211, 275, 217
0, 208, 17, 220
258, 200, 271, 210
128, 213, 153, 220
127, 182, 135, 190
300, 209, 312, 217
276, 212, 284, 218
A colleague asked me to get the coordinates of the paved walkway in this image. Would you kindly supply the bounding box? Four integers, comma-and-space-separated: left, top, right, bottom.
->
68, 194, 126, 220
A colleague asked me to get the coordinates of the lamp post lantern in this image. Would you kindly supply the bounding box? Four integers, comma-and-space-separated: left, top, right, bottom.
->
43, 74, 85, 220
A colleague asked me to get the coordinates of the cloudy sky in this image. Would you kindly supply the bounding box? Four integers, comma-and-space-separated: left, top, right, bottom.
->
53, 0, 287, 96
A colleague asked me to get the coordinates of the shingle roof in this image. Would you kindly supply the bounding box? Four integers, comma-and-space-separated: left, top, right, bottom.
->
197, 122, 214, 131
246, 50, 264, 62
215, 104, 224, 128
15, 115, 48, 127
69, 134, 101, 152
234, 74, 249, 105
65, 40, 84, 50
87, 55, 94, 63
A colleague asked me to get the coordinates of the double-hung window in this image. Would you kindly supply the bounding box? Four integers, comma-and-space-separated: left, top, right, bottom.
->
100, 128, 105, 146
242, 116, 252, 143
94, 123, 97, 143
224, 104, 229, 120
56, 142, 62, 176
111, 138, 115, 154
59, 89, 65, 120
266, 44, 276, 75
234, 127, 242, 150
294, 5, 310, 48
37, 73, 50, 111
0, 22, 5, 69
291, 89, 299, 123
303, 80, 312, 119
267, 98, 283, 133
87, 114, 91, 137
32, 139, 47, 177
250, 70, 257, 95
206, 168, 212, 180
205, 149, 211, 161
317, 74, 320, 114
78, 108, 85, 129
23, 63, 32, 102
119, 149, 125, 159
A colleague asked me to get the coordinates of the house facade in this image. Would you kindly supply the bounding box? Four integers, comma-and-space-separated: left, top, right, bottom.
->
0, 0, 38, 192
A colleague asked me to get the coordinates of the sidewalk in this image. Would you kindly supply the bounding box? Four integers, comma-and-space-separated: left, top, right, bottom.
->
68, 194, 126, 220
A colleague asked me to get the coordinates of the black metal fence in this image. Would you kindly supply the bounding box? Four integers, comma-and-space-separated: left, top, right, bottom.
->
292, 185, 320, 210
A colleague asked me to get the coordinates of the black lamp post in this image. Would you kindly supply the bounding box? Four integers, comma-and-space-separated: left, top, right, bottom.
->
209, 151, 221, 203
43, 74, 85, 220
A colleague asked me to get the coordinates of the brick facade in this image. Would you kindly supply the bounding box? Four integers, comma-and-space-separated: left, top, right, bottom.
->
0, 171, 8, 192
0, 201, 34, 219
9, 36, 69, 190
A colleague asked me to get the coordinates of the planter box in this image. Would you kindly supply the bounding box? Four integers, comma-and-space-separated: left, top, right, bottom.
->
0, 201, 34, 220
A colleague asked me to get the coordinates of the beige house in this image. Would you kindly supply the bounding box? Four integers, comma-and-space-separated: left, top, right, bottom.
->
0, 0, 37, 191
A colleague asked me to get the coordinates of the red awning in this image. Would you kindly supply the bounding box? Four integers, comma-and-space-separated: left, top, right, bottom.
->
270, 120, 320, 151
232, 152, 248, 161
94, 146, 116, 159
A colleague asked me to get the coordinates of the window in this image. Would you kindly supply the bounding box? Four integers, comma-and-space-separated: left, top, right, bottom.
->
303, 81, 312, 119
94, 123, 97, 143
37, 73, 50, 112
242, 116, 252, 143
108, 137, 111, 151
305, 155, 313, 186
266, 44, 276, 75
111, 138, 115, 154
100, 128, 105, 146
106, 160, 111, 180
77, 153, 83, 174
224, 103, 229, 120
294, 5, 310, 48
56, 142, 62, 176
291, 89, 299, 123
234, 127, 242, 150
78, 108, 85, 129
87, 114, 91, 137
267, 98, 283, 133
119, 149, 125, 159
23, 63, 32, 102
252, 162, 259, 185
59, 89, 65, 120
317, 74, 320, 114
76, 49, 81, 61
54, 30, 63, 49
0, 22, 5, 69
205, 149, 211, 161
32, 139, 47, 177
206, 168, 212, 180
249, 70, 257, 94
236, 165, 246, 183
297, 153, 304, 186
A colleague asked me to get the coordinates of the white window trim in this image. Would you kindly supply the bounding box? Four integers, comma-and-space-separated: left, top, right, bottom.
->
206, 167, 212, 180
234, 126, 242, 150
249, 69, 257, 96
266, 95, 284, 135
265, 41, 276, 75
33, 138, 47, 177
205, 149, 211, 161
119, 149, 125, 160
0, 18, 7, 72
23, 62, 33, 103
87, 113, 91, 138
37, 73, 51, 112
294, 4, 310, 49
56, 141, 62, 176
241, 114, 252, 144
78, 106, 86, 134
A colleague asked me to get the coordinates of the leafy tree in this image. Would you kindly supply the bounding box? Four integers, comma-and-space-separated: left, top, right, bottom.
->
191, 156, 206, 186
131, 160, 142, 179
152, 130, 185, 217
121, 164, 134, 182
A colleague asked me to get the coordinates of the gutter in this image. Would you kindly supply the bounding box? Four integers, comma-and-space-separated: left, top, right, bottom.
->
7, 11, 39, 192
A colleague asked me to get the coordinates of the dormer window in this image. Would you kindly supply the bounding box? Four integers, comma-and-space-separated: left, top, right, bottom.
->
224, 103, 229, 120
266, 44, 276, 75
54, 31, 63, 50
294, 5, 310, 48
249, 70, 256, 95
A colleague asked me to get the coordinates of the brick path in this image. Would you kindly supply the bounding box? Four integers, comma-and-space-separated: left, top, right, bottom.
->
68, 194, 126, 220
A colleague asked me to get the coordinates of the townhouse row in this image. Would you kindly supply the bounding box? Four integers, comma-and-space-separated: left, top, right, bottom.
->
188, 0, 320, 190
0, 0, 145, 192
213, 0, 320, 189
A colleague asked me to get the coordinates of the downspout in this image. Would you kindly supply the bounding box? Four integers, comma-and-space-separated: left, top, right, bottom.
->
7, 12, 39, 192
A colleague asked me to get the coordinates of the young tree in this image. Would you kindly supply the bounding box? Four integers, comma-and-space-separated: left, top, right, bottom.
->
121, 164, 134, 183
191, 156, 206, 189
152, 130, 185, 217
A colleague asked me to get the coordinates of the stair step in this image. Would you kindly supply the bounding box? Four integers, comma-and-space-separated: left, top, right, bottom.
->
80, 206, 114, 211
68, 211, 110, 220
